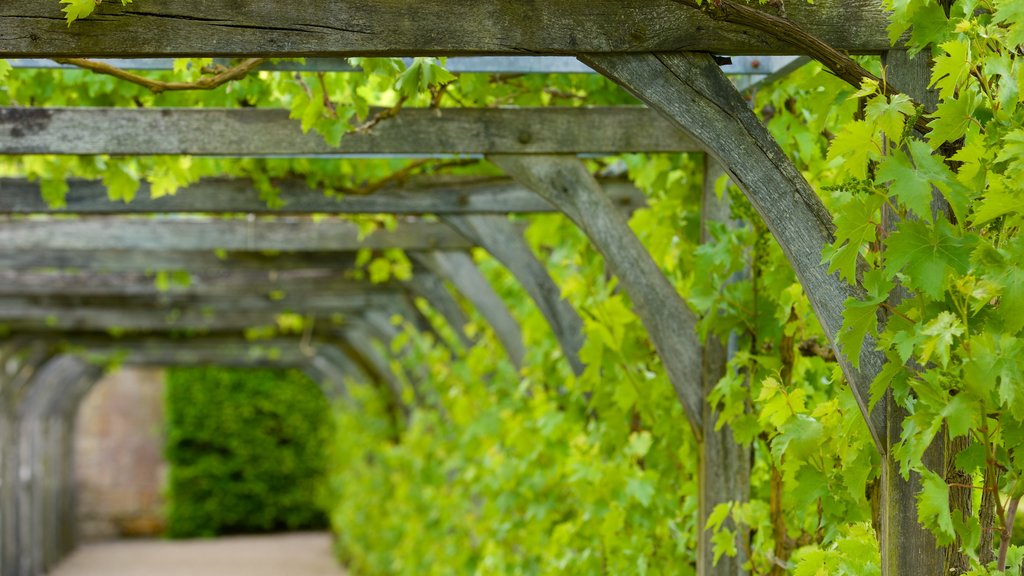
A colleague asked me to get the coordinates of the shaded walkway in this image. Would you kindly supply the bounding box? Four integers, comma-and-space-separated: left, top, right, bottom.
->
51, 533, 347, 576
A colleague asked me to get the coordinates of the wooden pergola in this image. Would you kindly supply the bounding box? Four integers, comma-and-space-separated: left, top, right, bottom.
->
0, 3, 939, 575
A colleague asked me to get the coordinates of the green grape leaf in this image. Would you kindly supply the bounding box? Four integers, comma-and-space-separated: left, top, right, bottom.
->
916, 469, 956, 545
926, 91, 980, 149
930, 40, 971, 100
827, 120, 880, 180
825, 194, 884, 283
865, 93, 915, 142
60, 0, 100, 25
994, 0, 1024, 49
884, 219, 977, 300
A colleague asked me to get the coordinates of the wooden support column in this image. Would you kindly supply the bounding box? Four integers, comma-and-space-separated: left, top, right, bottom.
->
492, 154, 704, 434
698, 159, 750, 576
413, 251, 525, 368
874, 49, 946, 576
581, 52, 885, 449
0, 343, 51, 576
444, 214, 585, 374
16, 355, 86, 576
338, 326, 411, 423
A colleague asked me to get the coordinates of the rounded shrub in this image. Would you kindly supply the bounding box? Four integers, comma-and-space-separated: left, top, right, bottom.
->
164, 367, 332, 538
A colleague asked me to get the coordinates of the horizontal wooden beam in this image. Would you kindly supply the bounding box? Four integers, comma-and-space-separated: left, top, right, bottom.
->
0, 292, 403, 321
0, 308, 343, 332
0, 217, 471, 251
5, 56, 799, 76
0, 107, 699, 156
63, 336, 322, 367
0, 269, 390, 297
0, 176, 645, 215
0, 250, 363, 272
0, 1, 891, 57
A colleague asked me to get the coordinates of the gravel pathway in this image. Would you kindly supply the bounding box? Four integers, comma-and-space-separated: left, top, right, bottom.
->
50, 532, 347, 576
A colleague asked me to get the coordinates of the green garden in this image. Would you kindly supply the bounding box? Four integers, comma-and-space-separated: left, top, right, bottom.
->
1, 0, 1023, 574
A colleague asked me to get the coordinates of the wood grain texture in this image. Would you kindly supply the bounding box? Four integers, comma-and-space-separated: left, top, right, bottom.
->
0, 217, 471, 252
876, 50, 945, 576
0, 107, 699, 156
414, 251, 525, 367
445, 214, 584, 374
493, 154, 704, 436
0, 291, 403, 318
583, 52, 886, 451
0, 250, 363, 272
0, 269, 390, 297
0, 177, 645, 215
0, 0, 891, 58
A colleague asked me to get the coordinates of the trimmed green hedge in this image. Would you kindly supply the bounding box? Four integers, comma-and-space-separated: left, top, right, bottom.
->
164, 367, 332, 538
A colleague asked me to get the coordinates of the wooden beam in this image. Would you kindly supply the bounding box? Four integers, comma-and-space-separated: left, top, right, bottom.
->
71, 337, 321, 367
0, 176, 645, 215
0, 250, 363, 272
0, 269, 393, 297
0, 308, 344, 333
0, 217, 471, 251
0, 291, 403, 313
6, 56, 800, 76
404, 272, 474, 348
493, 154, 704, 435
582, 51, 886, 450
0, 1, 891, 57
0, 107, 699, 156
444, 214, 584, 374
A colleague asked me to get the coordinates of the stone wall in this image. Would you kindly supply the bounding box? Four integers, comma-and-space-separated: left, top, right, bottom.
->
74, 367, 167, 540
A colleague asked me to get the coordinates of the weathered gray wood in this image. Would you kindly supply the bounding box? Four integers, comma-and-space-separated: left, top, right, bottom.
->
0, 250, 362, 272
0, 309, 344, 333
0, 292, 403, 316
404, 272, 475, 349
7, 56, 799, 76
875, 49, 945, 576
697, 159, 749, 576
0, 1, 892, 57
0, 269, 385, 298
582, 52, 886, 450
0, 217, 471, 252
0, 343, 51, 576
414, 251, 525, 367
0, 107, 699, 156
16, 355, 88, 576
493, 154, 704, 434
0, 176, 645, 215
445, 214, 584, 374
72, 337, 324, 367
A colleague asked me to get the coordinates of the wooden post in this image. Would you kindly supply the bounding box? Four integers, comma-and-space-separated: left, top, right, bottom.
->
492, 154, 705, 435
444, 214, 586, 374
698, 159, 751, 576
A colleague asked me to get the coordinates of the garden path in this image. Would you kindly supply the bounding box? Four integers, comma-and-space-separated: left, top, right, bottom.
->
50, 532, 347, 576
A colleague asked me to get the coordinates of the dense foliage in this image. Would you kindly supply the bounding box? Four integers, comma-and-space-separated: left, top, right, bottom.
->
6, 0, 1024, 573
164, 367, 332, 538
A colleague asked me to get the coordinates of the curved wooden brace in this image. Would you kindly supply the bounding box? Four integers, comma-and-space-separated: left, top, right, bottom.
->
404, 272, 475, 349
444, 214, 585, 375
580, 51, 886, 451
491, 154, 704, 437
412, 251, 525, 368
